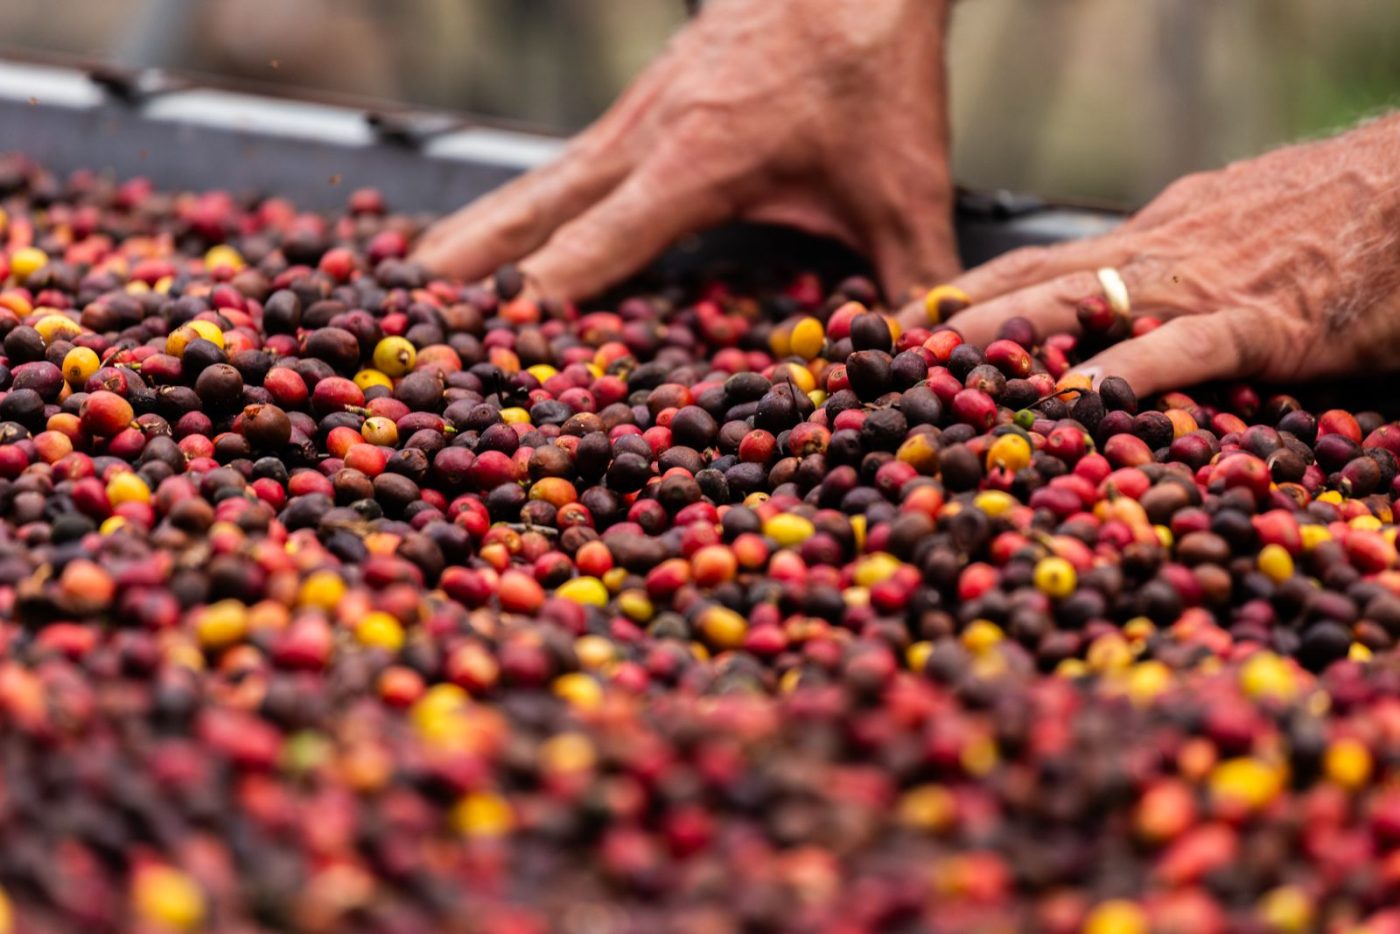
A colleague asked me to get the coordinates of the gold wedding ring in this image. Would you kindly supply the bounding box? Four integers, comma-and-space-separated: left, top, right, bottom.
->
1096, 267, 1131, 317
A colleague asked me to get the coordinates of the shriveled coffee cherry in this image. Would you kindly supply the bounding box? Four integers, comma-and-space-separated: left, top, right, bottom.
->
241, 403, 292, 450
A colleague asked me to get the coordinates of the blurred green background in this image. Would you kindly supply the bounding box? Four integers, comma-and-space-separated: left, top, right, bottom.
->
2, 0, 1399, 207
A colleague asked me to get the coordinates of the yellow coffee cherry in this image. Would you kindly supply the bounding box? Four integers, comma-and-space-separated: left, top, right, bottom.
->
354, 369, 393, 392
1086, 633, 1132, 672
187, 319, 224, 345
768, 320, 795, 358
361, 416, 398, 446
897, 784, 956, 833
451, 791, 514, 838
853, 553, 902, 587
973, 490, 1016, 517
923, 284, 971, 324
842, 587, 870, 609
850, 514, 867, 552
574, 634, 616, 670
1164, 408, 1197, 438
34, 313, 83, 346
553, 672, 603, 710
897, 434, 941, 473
410, 683, 468, 736
555, 576, 609, 607
1299, 525, 1332, 551
1034, 556, 1077, 598
885, 314, 901, 343
372, 336, 416, 376
62, 346, 101, 387
196, 600, 249, 650
1083, 900, 1149, 934
1209, 758, 1284, 812
132, 865, 205, 931
540, 732, 597, 775
8, 246, 48, 281
1256, 885, 1313, 934
986, 433, 1031, 472
299, 570, 347, 611
699, 606, 748, 650
960, 734, 998, 776
1239, 652, 1298, 703
790, 317, 825, 360
961, 620, 1004, 654
774, 362, 815, 393
1056, 658, 1090, 679
166, 320, 224, 356
1056, 371, 1093, 400
1122, 618, 1156, 643
1350, 514, 1383, 532
204, 243, 245, 272
1323, 737, 1372, 791
763, 514, 814, 548
617, 590, 654, 623
1125, 660, 1174, 706
106, 471, 151, 506
357, 612, 406, 652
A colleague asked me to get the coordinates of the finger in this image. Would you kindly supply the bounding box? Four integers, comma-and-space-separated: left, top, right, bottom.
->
949, 233, 1138, 305
520, 155, 734, 301
862, 168, 961, 305
412, 48, 681, 280
1073, 307, 1269, 397
941, 269, 1102, 347
411, 141, 630, 281
871, 218, 961, 309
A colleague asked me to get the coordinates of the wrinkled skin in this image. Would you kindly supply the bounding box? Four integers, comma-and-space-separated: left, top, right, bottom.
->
413, 0, 959, 302
902, 114, 1400, 395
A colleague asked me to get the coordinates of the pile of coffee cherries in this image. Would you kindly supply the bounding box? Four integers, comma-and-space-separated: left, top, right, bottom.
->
2, 153, 1400, 933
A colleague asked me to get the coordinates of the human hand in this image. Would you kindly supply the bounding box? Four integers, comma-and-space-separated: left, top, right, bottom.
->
412, 0, 959, 302
901, 114, 1400, 396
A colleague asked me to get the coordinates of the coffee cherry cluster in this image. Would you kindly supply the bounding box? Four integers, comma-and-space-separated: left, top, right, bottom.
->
1, 152, 1400, 932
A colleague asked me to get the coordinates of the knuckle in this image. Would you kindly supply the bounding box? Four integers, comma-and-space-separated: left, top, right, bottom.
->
666, 123, 751, 193
554, 214, 612, 257
992, 246, 1049, 282
1162, 171, 1212, 202
493, 198, 547, 245
1056, 270, 1101, 305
